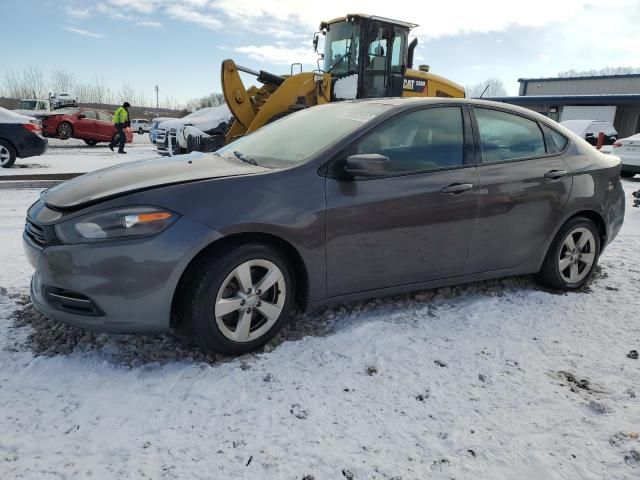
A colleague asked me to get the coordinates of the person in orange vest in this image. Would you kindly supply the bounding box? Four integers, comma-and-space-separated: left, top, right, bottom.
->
109, 101, 130, 154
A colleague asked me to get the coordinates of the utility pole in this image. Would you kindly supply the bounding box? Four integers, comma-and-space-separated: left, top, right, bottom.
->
154, 85, 159, 112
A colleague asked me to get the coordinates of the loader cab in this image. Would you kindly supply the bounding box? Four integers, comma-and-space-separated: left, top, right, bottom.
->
318, 15, 415, 101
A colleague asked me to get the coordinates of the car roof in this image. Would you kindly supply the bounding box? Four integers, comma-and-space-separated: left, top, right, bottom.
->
348, 97, 557, 123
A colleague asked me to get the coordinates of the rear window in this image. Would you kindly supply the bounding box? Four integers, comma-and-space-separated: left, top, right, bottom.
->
540, 124, 568, 153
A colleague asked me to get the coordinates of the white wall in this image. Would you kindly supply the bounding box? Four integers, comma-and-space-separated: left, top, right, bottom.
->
560, 105, 617, 123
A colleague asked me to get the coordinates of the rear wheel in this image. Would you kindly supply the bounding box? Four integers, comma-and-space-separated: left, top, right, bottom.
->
182, 243, 295, 355
84, 139, 98, 146
537, 217, 600, 290
0, 140, 16, 168
57, 122, 73, 140
621, 171, 635, 178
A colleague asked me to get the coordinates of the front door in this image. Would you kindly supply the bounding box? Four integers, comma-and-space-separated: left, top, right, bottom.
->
325, 106, 479, 296
466, 107, 573, 273
75, 110, 98, 137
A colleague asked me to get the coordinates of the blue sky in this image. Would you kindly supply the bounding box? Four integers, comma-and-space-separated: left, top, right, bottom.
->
1, 0, 639, 106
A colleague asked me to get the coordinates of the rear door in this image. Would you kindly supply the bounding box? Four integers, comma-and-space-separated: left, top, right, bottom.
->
325, 105, 479, 296
466, 107, 572, 273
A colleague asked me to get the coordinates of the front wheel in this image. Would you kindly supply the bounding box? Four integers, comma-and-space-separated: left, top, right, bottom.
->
182, 243, 295, 355
537, 217, 600, 290
621, 171, 635, 178
0, 140, 17, 168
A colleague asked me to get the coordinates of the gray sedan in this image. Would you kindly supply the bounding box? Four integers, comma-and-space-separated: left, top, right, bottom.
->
23, 98, 625, 354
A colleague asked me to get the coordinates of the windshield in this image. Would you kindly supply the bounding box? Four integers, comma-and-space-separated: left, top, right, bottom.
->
217, 102, 389, 167
18, 100, 37, 110
323, 21, 360, 75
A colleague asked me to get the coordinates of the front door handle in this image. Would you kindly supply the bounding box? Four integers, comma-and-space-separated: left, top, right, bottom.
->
544, 170, 568, 179
441, 183, 474, 194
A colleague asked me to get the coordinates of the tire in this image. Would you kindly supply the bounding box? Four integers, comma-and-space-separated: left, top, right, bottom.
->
57, 122, 73, 140
621, 171, 635, 178
138, 128, 144, 134
181, 243, 295, 355
537, 217, 600, 290
84, 139, 98, 146
0, 140, 17, 168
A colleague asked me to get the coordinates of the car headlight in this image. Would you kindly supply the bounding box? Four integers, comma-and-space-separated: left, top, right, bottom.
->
55, 206, 179, 244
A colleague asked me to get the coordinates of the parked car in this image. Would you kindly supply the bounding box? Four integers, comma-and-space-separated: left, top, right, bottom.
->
24, 98, 625, 354
50, 93, 79, 109
131, 119, 151, 134
611, 132, 640, 178
149, 117, 176, 144
13, 98, 54, 117
0, 107, 47, 168
156, 105, 232, 155
41, 108, 132, 146
560, 120, 618, 146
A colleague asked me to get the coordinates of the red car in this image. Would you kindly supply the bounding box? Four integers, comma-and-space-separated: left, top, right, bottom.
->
41, 108, 132, 146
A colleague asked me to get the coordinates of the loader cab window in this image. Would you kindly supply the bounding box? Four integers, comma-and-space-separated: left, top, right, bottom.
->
363, 25, 407, 98
323, 21, 360, 76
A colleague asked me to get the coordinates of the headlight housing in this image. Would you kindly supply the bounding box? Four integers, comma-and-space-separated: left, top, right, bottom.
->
55, 206, 179, 244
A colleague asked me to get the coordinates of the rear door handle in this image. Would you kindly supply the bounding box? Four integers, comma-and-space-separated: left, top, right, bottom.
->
544, 170, 568, 179
441, 183, 474, 194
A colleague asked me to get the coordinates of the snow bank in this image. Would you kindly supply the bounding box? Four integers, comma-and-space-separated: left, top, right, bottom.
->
158, 104, 232, 131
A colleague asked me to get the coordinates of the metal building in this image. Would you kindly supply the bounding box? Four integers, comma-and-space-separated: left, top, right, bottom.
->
488, 74, 640, 137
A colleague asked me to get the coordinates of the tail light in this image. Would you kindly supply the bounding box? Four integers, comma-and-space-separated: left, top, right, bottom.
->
23, 122, 42, 135
613, 140, 622, 148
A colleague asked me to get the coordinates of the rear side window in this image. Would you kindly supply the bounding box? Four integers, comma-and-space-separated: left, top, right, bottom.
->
540, 123, 568, 153
475, 108, 546, 163
351, 106, 464, 174
98, 111, 112, 121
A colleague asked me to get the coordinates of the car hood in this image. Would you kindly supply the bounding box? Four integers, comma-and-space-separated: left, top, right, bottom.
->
43, 152, 268, 210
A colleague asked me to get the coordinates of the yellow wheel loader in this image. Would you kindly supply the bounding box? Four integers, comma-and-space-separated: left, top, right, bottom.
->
216, 14, 464, 148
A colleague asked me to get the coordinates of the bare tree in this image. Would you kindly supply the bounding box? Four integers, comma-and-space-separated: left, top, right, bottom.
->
3, 71, 30, 99
22, 66, 48, 98
465, 77, 508, 98
184, 93, 226, 112
49, 70, 76, 95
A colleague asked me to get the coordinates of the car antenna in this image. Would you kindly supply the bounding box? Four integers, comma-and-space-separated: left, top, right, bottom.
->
479, 84, 490, 99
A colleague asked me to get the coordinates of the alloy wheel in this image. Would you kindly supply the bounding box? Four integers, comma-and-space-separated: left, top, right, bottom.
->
0, 145, 10, 166
214, 259, 286, 342
58, 123, 72, 139
558, 227, 596, 284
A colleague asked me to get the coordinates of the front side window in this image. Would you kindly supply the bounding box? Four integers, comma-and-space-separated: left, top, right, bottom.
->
82, 110, 97, 120
350, 107, 465, 174
475, 108, 545, 163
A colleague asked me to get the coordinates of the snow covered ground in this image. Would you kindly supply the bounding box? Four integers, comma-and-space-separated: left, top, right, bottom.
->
0, 134, 161, 176
0, 181, 639, 479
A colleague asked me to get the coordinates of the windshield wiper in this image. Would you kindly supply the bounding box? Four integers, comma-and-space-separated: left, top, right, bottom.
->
233, 150, 258, 166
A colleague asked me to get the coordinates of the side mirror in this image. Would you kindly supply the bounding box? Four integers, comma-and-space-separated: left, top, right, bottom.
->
344, 154, 390, 178
312, 32, 319, 52
77, 114, 86, 119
